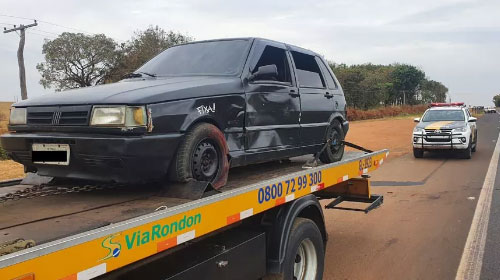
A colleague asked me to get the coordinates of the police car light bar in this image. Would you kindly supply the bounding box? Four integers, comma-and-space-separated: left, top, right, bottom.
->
430, 102, 465, 107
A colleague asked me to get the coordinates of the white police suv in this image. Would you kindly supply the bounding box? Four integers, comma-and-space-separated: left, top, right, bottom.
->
412, 103, 477, 159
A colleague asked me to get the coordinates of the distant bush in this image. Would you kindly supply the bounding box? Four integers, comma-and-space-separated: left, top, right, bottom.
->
347, 105, 428, 121
0, 145, 8, 160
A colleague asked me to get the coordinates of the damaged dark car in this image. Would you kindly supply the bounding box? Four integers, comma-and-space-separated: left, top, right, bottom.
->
1, 38, 349, 189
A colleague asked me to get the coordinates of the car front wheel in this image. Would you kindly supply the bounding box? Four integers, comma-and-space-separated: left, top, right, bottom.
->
169, 123, 229, 189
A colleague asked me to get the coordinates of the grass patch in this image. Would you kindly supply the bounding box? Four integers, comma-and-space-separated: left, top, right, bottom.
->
347, 105, 428, 121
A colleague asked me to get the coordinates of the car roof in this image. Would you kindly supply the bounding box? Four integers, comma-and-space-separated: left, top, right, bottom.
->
427, 106, 465, 111
172, 37, 321, 57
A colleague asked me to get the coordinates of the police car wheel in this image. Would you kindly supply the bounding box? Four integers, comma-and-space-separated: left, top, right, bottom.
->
413, 148, 424, 158
472, 132, 477, 152
461, 142, 472, 159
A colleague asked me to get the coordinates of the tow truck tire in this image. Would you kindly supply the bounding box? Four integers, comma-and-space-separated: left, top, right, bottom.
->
169, 123, 229, 188
281, 217, 324, 280
319, 120, 345, 164
413, 148, 424, 158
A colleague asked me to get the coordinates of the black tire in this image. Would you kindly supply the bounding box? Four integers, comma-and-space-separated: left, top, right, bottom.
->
319, 120, 345, 164
413, 148, 424, 158
280, 217, 325, 280
472, 132, 477, 152
168, 123, 229, 189
461, 141, 472, 159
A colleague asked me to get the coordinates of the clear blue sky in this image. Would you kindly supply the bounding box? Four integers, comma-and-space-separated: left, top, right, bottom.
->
0, 0, 498, 106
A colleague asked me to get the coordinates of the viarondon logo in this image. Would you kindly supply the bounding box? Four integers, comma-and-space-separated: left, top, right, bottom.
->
100, 234, 122, 261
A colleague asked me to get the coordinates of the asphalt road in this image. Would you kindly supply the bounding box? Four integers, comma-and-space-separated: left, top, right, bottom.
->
323, 112, 500, 280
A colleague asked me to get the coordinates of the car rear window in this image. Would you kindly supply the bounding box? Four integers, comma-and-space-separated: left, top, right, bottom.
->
422, 110, 465, 122
137, 39, 250, 76
291, 51, 325, 88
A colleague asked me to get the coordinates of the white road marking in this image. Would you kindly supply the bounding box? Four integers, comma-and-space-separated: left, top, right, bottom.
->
455, 131, 500, 280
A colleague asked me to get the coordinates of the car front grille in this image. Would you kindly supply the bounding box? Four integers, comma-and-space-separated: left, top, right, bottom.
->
424, 129, 452, 134
27, 106, 91, 126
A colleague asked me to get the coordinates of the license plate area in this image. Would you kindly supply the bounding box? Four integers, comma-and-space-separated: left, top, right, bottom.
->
32, 143, 70, 165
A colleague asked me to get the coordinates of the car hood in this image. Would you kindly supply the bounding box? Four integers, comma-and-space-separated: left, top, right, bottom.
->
416, 121, 466, 130
13, 76, 243, 107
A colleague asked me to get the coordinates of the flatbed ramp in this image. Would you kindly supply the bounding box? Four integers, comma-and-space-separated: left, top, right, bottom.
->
0, 150, 388, 279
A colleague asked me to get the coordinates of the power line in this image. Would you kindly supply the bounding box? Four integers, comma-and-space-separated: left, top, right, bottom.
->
0, 14, 95, 35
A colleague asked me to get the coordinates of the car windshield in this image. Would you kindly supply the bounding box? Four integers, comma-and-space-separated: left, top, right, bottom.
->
422, 110, 465, 122
136, 39, 250, 77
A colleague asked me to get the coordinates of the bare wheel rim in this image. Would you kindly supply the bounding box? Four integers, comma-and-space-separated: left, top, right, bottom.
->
191, 140, 219, 181
329, 128, 342, 153
293, 238, 317, 280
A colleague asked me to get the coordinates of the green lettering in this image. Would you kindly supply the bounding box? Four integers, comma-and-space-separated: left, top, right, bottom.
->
179, 215, 186, 230
141, 231, 150, 244
171, 221, 178, 233
194, 214, 201, 225
125, 232, 137, 249
187, 216, 193, 227
137, 231, 141, 246
152, 224, 161, 240
161, 224, 170, 237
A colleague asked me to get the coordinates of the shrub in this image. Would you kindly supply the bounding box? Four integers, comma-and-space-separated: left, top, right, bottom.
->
0, 145, 8, 160
347, 105, 428, 121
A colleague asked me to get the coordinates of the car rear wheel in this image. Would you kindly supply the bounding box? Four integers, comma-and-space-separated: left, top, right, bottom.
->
169, 123, 229, 189
413, 148, 424, 158
319, 120, 345, 164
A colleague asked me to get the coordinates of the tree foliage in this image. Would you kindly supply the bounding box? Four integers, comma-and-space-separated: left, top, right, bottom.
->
331, 63, 447, 109
37, 33, 119, 91
493, 94, 500, 107
37, 27, 192, 90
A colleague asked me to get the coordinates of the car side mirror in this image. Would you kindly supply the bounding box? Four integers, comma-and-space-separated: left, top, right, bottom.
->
249, 64, 278, 82
468, 117, 477, 122
414, 118, 420, 123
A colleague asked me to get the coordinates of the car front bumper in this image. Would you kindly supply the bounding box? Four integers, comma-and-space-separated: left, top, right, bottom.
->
412, 132, 469, 150
0, 132, 183, 183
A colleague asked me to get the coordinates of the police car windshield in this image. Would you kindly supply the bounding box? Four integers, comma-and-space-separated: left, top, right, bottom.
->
422, 110, 465, 122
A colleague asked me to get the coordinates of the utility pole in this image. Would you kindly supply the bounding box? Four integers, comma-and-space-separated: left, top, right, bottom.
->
3, 21, 38, 100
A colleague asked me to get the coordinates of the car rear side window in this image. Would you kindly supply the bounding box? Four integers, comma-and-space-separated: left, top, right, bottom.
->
291, 51, 325, 88
253, 46, 292, 84
316, 57, 337, 89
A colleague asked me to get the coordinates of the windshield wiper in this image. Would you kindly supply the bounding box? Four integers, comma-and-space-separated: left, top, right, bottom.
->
136, 71, 157, 78
122, 72, 157, 79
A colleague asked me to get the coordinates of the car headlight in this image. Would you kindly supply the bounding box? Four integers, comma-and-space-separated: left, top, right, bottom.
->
452, 127, 467, 133
9, 107, 27, 125
90, 106, 146, 127
413, 127, 424, 133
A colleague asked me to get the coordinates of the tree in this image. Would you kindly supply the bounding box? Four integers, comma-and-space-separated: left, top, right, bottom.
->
391, 64, 425, 105
37, 33, 119, 91
108, 26, 193, 81
493, 94, 500, 107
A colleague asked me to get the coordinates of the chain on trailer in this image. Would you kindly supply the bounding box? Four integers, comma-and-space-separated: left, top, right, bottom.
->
0, 182, 121, 203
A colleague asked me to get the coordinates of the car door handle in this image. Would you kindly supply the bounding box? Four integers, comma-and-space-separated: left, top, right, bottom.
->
324, 92, 333, 99
289, 89, 300, 97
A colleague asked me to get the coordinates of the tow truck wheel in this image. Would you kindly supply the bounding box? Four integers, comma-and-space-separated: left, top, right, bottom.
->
413, 148, 424, 158
281, 217, 324, 280
319, 120, 345, 164
169, 123, 229, 187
